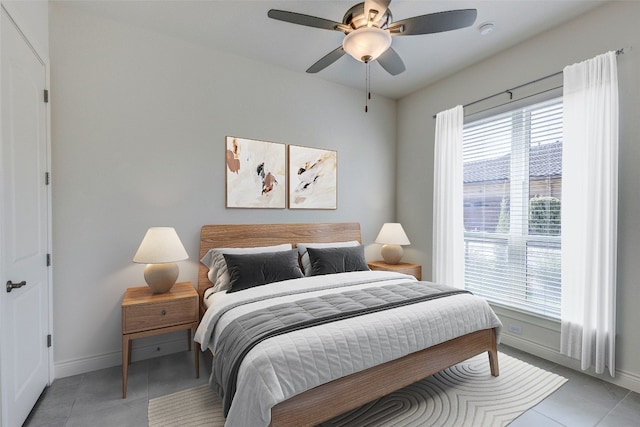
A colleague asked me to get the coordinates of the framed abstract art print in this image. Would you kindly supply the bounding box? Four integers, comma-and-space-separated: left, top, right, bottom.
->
288, 145, 337, 209
225, 136, 286, 208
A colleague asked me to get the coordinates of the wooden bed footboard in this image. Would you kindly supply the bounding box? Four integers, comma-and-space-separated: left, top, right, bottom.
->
269, 327, 499, 427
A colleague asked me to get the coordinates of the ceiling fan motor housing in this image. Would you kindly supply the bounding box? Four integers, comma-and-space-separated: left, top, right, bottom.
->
343, 2, 393, 30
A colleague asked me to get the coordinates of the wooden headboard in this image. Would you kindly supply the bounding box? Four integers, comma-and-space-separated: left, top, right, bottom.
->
197, 222, 361, 314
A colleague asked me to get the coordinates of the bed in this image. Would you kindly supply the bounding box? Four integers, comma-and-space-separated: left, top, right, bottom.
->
194, 222, 501, 427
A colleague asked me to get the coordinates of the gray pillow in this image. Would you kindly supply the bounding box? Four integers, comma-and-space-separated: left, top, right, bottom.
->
224, 249, 303, 293
296, 240, 360, 276
307, 245, 370, 276
199, 244, 292, 293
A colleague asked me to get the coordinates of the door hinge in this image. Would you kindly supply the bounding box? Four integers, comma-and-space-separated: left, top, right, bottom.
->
44, 89, 49, 103
47, 334, 52, 348
46, 253, 51, 267
45, 172, 50, 185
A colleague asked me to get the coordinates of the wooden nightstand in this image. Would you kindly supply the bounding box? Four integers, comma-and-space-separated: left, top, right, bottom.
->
368, 261, 422, 280
121, 281, 199, 398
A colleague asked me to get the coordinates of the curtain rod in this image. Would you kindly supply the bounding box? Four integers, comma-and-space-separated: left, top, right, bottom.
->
432, 48, 625, 119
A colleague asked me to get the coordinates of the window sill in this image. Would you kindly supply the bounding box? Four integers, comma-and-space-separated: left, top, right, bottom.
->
490, 302, 560, 333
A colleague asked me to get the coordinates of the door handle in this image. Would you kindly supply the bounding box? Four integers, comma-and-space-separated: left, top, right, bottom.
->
6, 280, 26, 293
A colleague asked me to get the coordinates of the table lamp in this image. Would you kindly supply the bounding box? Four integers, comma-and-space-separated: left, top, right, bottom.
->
375, 223, 410, 265
133, 227, 188, 293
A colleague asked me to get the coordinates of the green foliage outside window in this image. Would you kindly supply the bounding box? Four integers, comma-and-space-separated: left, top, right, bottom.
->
493, 195, 561, 235
496, 196, 510, 233
529, 196, 561, 235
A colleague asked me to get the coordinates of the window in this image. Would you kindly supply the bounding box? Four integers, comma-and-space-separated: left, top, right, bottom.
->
463, 97, 562, 318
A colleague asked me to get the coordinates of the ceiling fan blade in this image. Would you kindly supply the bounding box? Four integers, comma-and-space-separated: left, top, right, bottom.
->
377, 47, 406, 76
364, 0, 391, 24
268, 9, 344, 31
388, 9, 477, 35
306, 46, 346, 73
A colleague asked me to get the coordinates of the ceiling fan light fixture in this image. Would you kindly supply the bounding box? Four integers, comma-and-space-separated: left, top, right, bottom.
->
342, 27, 392, 62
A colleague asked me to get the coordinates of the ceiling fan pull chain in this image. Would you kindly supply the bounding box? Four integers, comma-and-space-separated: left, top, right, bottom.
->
368, 62, 372, 101
365, 59, 371, 113
365, 60, 369, 112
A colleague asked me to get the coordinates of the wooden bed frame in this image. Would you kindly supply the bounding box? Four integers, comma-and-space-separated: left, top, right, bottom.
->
198, 222, 499, 427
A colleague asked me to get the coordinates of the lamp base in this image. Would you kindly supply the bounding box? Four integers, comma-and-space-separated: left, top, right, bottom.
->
144, 263, 179, 294
381, 244, 404, 265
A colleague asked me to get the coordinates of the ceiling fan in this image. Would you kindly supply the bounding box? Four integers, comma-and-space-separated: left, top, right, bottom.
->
268, 0, 477, 76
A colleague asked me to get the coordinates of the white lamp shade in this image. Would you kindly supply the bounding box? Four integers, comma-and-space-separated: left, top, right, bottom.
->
375, 223, 410, 245
133, 227, 188, 264
342, 27, 392, 62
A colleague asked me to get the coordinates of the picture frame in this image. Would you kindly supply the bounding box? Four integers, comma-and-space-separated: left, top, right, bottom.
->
225, 136, 286, 209
288, 145, 337, 210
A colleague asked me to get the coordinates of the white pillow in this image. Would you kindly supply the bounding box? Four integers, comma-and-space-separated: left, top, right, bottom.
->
296, 241, 360, 276
200, 243, 292, 293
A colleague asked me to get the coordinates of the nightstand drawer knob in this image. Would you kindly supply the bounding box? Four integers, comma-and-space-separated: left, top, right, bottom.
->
161, 309, 167, 316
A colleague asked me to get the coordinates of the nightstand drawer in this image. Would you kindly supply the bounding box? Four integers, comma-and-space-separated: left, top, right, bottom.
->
368, 261, 422, 280
123, 297, 196, 333
392, 265, 422, 278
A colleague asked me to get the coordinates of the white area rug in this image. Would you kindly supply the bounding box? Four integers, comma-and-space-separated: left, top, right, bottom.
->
148, 352, 567, 427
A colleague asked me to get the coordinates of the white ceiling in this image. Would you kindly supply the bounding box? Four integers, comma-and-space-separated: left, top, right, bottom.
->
58, 0, 608, 99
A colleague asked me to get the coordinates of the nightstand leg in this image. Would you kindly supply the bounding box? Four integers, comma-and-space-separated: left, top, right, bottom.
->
122, 335, 130, 398
187, 329, 192, 351
192, 323, 199, 378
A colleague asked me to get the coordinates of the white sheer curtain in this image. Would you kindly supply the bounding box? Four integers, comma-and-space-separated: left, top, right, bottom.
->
561, 51, 619, 376
433, 105, 464, 289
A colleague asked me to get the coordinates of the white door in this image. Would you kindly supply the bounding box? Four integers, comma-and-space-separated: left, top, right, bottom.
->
1, 8, 50, 427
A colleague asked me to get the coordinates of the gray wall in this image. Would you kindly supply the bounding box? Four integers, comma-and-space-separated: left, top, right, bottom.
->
397, 1, 640, 392
49, 3, 397, 376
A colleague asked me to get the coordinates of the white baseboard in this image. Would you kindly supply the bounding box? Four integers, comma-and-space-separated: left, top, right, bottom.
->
54, 336, 189, 379
54, 330, 640, 395
502, 333, 640, 394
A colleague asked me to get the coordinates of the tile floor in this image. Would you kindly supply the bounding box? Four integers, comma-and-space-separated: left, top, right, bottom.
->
23, 345, 640, 427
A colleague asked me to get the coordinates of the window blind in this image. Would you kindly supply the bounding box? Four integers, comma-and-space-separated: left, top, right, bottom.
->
463, 97, 562, 318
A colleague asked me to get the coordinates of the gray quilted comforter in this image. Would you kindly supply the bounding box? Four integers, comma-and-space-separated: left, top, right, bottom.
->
194, 271, 502, 427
